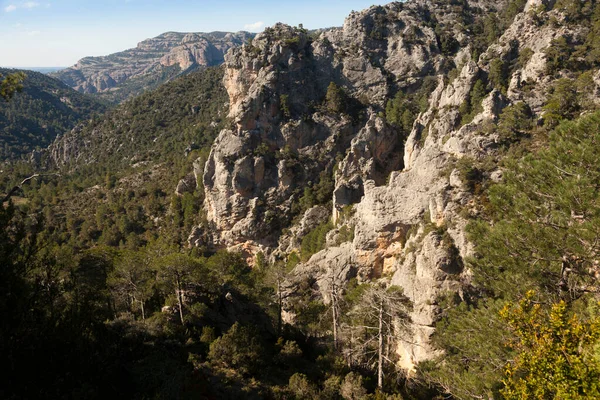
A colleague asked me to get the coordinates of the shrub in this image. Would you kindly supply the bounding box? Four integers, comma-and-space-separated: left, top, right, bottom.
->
208, 322, 266, 375
300, 220, 334, 261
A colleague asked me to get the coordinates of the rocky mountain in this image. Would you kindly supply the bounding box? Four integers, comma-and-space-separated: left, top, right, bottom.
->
189, 0, 600, 373
0, 68, 107, 160
24, 0, 600, 396
51, 31, 254, 103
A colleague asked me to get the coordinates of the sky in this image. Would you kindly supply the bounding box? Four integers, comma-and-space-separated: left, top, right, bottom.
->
0, 0, 384, 67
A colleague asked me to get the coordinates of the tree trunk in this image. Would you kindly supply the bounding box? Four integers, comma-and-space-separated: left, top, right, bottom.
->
176, 274, 184, 325
140, 300, 145, 321
277, 277, 282, 336
378, 298, 384, 389
332, 283, 338, 350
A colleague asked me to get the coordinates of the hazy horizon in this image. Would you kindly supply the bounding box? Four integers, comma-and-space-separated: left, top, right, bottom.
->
0, 0, 384, 67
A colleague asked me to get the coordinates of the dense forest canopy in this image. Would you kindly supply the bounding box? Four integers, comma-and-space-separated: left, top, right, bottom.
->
0, 68, 108, 160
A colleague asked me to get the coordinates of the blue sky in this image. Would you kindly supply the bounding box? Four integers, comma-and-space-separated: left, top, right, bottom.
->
0, 0, 385, 67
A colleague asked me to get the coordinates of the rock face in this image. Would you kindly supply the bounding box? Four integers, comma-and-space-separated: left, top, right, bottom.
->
202, 24, 354, 256
52, 31, 253, 102
197, 0, 582, 371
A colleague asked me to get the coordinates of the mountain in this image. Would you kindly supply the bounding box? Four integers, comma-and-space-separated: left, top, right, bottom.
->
18, 67, 67, 74
0, 68, 108, 160
195, 0, 600, 385
17, 66, 229, 250
51, 31, 254, 103
4, 0, 600, 398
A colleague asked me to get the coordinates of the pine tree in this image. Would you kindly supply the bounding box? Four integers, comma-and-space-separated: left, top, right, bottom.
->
425, 111, 600, 398
0, 72, 26, 101
342, 283, 411, 389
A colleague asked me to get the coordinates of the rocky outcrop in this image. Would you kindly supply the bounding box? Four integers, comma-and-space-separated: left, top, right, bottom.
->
196, 0, 577, 371
52, 31, 253, 102
202, 24, 356, 257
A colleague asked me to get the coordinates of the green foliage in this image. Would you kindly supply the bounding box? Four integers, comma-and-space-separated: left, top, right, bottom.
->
384, 78, 437, 146
469, 0, 528, 56
544, 36, 573, 75
500, 293, 600, 399
0, 68, 107, 160
497, 101, 533, 144
517, 47, 534, 68
280, 94, 291, 118
108, 249, 154, 319
460, 79, 488, 125
287, 251, 301, 270
340, 372, 368, 400
2, 66, 228, 252
455, 156, 483, 193
57, 66, 227, 171
94, 64, 184, 104
385, 91, 416, 140
300, 220, 334, 261
427, 111, 600, 399
336, 224, 355, 245
543, 78, 579, 128
296, 169, 335, 216
208, 322, 267, 375
422, 297, 511, 399
288, 373, 319, 399
471, 111, 600, 299
326, 82, 348, 114
205, 250, 252, 289
0, 71, 26, 100
553, 0, 595, 23
488, 58, 508, 92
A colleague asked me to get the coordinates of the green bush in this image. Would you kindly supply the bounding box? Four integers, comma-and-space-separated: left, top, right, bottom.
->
208, 322, 266, 375
542, 78, 579, 128
300, 220, 334, 261
496, 102, 533, 144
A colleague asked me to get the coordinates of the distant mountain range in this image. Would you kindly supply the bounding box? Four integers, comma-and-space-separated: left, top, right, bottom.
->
6, 67, 67, 74
51, 31, 254, 103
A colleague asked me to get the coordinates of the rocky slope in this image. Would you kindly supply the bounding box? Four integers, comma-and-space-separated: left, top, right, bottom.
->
52, 31, 253, 103
193, 0, 594, 371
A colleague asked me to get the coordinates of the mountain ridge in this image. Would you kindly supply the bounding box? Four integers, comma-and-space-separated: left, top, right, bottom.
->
51, 30, 254, 103
0, 67, 108, 160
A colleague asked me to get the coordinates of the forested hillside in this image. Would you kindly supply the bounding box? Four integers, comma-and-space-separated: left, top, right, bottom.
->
0, 68, 107, 160
2, 0, 600, 399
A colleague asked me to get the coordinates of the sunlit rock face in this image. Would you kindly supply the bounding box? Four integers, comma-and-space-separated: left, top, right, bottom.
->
199, 0, 580, 369
52, 31, 253, 100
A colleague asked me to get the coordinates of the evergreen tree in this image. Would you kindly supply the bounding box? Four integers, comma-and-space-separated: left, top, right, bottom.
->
0, 72, 25, 100
426, 111, 600, 398
342, 284, 411, 389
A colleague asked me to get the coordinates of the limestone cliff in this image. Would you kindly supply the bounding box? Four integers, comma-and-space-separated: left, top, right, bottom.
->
196, 0, 591, 371
52, 31, 253, 102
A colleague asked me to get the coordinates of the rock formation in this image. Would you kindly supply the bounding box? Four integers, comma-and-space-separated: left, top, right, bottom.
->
52, 31, 253, 102
196, 0, 591, 371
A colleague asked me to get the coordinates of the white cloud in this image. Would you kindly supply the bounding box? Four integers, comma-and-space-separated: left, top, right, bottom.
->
4, 1, 41, 12
244, 21, 265, 32
27, 30, 40, 36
